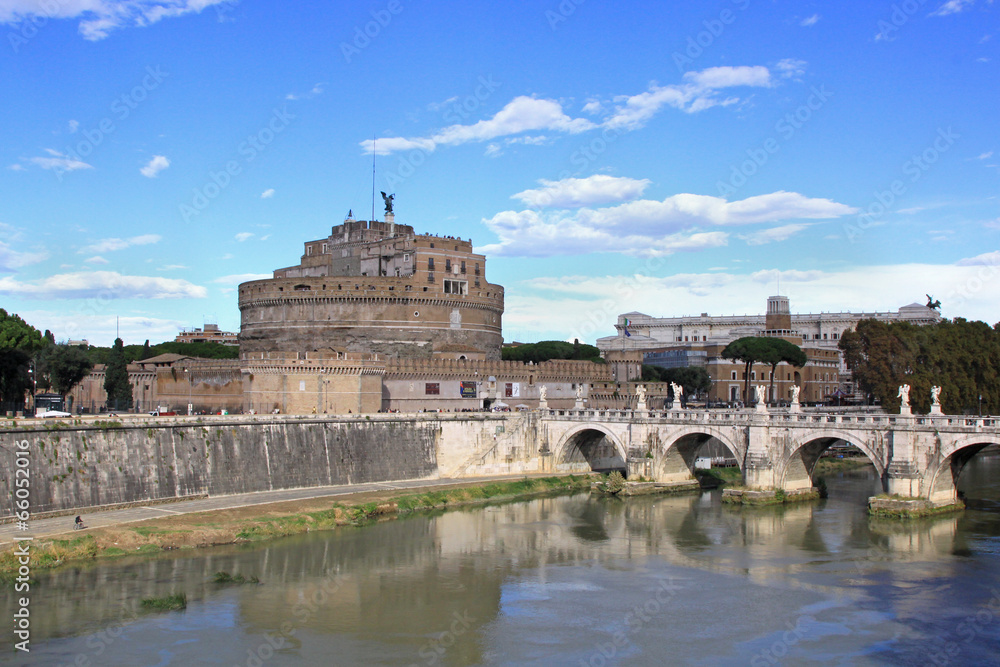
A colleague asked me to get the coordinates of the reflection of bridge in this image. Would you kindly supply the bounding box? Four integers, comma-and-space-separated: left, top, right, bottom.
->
456, 409, 1000, 507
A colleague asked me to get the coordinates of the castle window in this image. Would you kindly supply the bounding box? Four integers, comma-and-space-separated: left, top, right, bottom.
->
445, 259, 451, 272
428, 258, 435, 270
443, 279, 468, 295
460, 261, 466, 274
321, 243, 328, 254
425, 383, 439, 395
293, 284, 310, 291
731, 371, 737, 380
427, 272, 435, 283
474, 279, 480, 287
306, 246, 313, 256
403, 254, 410, 262
405, 285, 412, 291
823, 333, 828, 339
475, 263, 480, 276
430, 243, 434, 248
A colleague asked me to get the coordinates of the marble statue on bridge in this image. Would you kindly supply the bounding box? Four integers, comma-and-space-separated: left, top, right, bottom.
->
898, 384, 911, 414
635, 384, 647, 412
790, 385, 801, 413
930, 385, 943, 415
754, 385, 768, 414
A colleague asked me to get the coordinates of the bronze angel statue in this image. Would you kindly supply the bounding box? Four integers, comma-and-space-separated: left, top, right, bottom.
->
380, 191, 394, 214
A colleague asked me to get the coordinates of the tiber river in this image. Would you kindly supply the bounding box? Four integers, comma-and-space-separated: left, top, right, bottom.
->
6, 448, 1000, 666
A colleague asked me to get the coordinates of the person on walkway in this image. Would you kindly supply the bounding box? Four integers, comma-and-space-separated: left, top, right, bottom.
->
74, 515, 86, 530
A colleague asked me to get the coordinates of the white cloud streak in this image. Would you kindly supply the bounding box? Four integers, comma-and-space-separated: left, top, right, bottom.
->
140, 154, 170, 177
0, 271, 207, 299
79, 234, 162, 254
0, 0, 235, 41
512, 175, 651, 208
480, 189, 855, 257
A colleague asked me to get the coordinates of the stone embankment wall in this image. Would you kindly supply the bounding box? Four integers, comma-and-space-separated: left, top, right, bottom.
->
0, 416, 447, 517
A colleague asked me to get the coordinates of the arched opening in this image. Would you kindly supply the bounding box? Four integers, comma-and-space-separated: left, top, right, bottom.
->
658, 433, 742, 486
928, 439, 1000, 506
781, 437, 884, 500
557, 427, 626, 476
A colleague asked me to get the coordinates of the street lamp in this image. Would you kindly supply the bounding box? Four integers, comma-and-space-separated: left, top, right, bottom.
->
184, 368, 193, 415
979, 394, 983, 417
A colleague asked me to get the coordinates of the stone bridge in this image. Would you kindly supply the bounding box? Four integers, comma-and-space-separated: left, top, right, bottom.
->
471, 408, 1000, 507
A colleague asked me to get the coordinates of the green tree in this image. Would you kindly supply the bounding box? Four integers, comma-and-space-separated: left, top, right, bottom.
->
141, 339, 151, 360
36, 344, 94, 404
502, 340, 602, 363
721, 337, 772, 403
641, 365, 711, 405
0, 309, 44, 408
758, 338, 808, 404
104, 337, 133, 411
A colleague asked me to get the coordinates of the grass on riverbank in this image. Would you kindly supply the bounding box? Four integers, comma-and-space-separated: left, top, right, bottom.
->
140, 593, 186, 611
0, 475, 592, 578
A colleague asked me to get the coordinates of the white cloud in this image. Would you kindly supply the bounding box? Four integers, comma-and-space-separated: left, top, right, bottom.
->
800, 14, 820, 26
481, 190, 855, 258
362, 96, 595, 155
931, 0, 976, 16
234, 232, 254, 242
17, 310, 189, 347
0, 240, 48, 271
484, 144, 503, 158
68, 119, 79, 133
738, 223, 811, 245
157, 264, 188, 271
0, 271, 207, 299
79, 234, 161, 254
775, 59, 808, 80
140, 154, 170, 177
84, 256, 110, 265
0, 1, 236, 41
8, 164, 25, 172
956, 251, 1000, 266
503, 262, 1000, 343
513, 175, 651, 208
260, 188, 275, 199
214, 273, 271, 286
28, 148, 92, 173
977, 151, 994, 160
604, 66, 773, 129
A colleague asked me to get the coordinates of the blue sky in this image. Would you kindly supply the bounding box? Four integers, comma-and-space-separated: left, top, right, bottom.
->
0, 0, 997, 346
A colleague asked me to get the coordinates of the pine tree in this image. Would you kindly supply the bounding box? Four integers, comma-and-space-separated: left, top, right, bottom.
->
104, 337, 133, 411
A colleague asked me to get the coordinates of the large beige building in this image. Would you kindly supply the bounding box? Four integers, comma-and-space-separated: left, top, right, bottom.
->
238, 213, 505, 360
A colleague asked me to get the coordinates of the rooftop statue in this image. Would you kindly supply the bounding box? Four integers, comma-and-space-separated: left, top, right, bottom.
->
380, 191, 394, 214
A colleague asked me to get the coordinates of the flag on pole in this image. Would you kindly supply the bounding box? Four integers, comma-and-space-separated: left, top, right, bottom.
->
623, 318, 632, 337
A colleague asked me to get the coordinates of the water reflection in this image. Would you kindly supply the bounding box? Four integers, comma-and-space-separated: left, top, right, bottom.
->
6, 447, 1000, 666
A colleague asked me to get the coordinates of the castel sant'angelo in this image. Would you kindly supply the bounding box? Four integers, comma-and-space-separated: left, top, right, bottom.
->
238, 209, 505, 360
230, 201, 619, 414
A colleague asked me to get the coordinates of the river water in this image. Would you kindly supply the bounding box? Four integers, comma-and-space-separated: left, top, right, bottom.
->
6, 449, 1000, 666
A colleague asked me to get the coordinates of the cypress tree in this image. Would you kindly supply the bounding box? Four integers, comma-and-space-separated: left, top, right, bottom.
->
104, 337, 133, 411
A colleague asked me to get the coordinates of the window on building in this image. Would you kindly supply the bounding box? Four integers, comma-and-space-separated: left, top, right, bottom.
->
684, 336, 688, 341
460, 261, 466, 274
403, 254, 410, 262
751, 371, 756, 380
833, 333, 838, 339
306, 246, 313, 255
703, 336, 707, 341
443, 279, 468, 294
430, 243, 434, 248
731, 371, 737, 380
823, 333, 828, 339
321, 243, 328, 254
475, 263, 480, 276
428, 258, 435, 270
425, 383, 440, 395
427, 273, 435, 283
505, 383, 514, 397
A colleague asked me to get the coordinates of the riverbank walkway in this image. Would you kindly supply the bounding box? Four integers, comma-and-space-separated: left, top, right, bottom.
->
1, 473, 562, 546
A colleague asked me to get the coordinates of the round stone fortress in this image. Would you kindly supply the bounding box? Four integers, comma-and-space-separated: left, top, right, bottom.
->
238, 213, 505, 360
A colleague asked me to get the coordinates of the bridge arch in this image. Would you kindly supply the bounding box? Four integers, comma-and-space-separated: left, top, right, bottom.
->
778, 430, 887, 493
655, 426, 745, 483
924, 434, 1000, 504
553, 423, 628, 475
